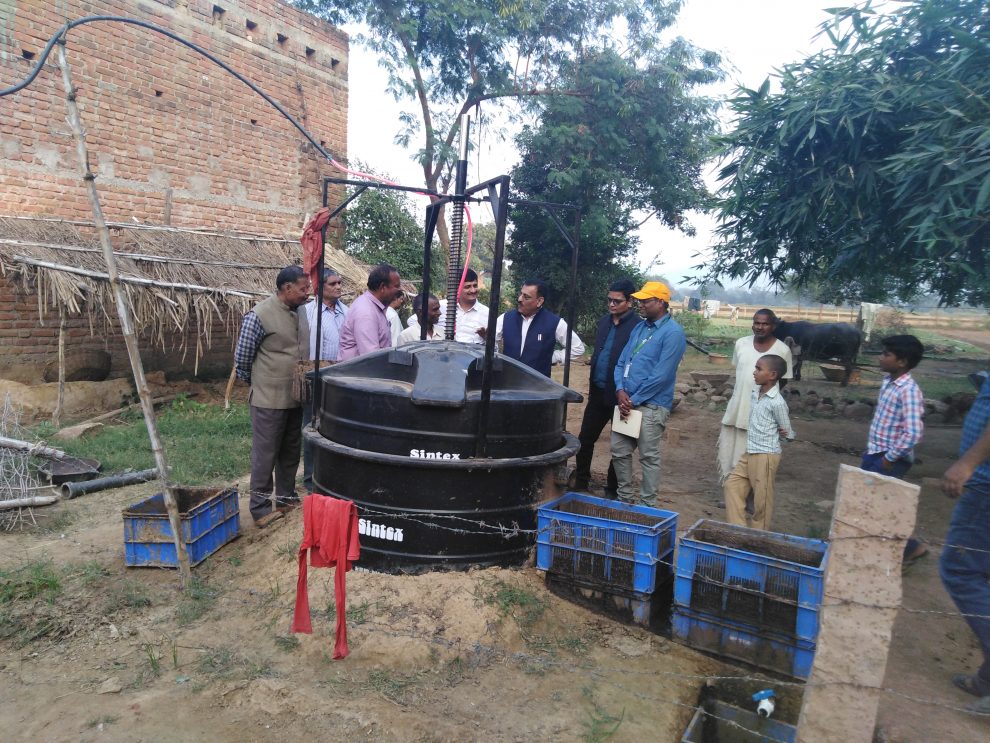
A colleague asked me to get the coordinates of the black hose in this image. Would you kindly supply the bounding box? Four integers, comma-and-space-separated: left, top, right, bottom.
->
61, 468, 158, 499
0, 15, 338, 164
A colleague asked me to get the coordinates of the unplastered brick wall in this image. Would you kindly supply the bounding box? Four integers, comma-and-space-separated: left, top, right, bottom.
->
0, 0, 349, 378
0, 273, 241, 384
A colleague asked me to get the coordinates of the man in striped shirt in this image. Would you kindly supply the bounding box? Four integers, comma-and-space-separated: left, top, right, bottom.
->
723, 354, 794, 530
860, 335, 926, 561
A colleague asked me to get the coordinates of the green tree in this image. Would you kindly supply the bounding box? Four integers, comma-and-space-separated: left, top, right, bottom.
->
707, 0, 990, 306
508, 46, 721, 335
341, 164, 444, 289
295, 0, 687, 250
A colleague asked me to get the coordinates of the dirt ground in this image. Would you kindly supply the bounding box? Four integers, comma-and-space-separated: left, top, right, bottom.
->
1, 352, 988, 742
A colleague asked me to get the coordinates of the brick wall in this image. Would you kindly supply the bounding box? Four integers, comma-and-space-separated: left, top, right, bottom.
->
0, 273, 238, 383
0, 0, 348, 379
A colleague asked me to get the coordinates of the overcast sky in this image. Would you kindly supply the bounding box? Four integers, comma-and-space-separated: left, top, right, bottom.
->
343, 1, 847, 284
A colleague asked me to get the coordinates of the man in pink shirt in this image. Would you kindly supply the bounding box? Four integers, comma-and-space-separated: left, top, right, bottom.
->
338, 264, 403, 360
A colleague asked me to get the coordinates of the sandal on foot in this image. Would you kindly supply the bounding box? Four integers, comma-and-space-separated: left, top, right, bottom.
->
954, 674, 990, 698
904, 539, 929, 562
253, 511, 285, 529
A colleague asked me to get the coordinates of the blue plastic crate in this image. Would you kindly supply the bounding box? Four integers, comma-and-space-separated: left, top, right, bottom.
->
681, 699, 796, 742
546, 571, 668, 628
673, 605, 816, 679
123, 487, 240, 568
536, 492, 677, 594
674, 519, 828, 644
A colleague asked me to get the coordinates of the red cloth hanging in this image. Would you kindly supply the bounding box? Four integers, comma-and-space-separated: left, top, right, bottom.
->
300, 207, 332, 292
292, 493, 360, 659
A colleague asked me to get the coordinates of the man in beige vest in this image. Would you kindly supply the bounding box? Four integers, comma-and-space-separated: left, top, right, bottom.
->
234, 265, 311, 526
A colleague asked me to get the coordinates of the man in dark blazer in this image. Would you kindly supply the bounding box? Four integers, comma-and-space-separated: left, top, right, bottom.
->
572, 279, 638, 496
495, 279, 585, 377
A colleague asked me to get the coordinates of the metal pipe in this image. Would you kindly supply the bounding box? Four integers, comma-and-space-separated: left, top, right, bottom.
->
61, 468, 158, 499
444, 115, 471, 340
474, 175, 511, 458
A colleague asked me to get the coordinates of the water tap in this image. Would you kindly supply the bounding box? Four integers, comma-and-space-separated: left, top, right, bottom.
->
752, 688, 776, 718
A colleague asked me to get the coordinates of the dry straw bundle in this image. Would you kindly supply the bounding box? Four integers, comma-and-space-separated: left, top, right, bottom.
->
0, 216, 371, 368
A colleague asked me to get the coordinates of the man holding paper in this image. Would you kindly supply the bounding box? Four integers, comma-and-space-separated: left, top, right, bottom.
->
611, 281, 686, 506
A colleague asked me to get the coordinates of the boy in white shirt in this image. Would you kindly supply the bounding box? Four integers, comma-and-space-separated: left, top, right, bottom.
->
723, 354, 795, 530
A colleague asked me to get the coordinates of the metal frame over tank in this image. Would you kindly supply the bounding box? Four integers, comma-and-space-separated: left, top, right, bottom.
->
306, 116, 584, 572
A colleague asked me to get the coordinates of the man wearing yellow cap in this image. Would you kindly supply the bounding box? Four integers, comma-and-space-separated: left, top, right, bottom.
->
611, 281, 687, 505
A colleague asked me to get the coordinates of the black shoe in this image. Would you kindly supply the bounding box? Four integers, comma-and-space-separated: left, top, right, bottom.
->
602, 487, 618, 500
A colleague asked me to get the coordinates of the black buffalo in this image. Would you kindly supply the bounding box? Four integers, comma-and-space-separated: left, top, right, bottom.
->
773, 320, 863, 385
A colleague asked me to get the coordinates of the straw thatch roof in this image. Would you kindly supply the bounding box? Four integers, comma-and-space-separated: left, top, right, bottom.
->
0, 216, 375, 362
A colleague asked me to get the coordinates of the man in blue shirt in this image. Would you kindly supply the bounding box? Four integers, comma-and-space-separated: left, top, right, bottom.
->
299, 269, 348, 492
573, 279, 638, 497
940, 372, 990, 713
611, 281, 686, 505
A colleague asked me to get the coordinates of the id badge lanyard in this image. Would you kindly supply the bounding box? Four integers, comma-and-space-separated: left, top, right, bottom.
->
624, 315, 670, 378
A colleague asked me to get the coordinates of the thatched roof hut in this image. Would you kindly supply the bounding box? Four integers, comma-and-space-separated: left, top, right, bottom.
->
0, 216, 384, 375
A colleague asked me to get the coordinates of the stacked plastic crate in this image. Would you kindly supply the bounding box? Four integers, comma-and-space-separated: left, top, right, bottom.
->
122, 486, 240, 568
536, 492, 677, 626
673, 519, 828, 679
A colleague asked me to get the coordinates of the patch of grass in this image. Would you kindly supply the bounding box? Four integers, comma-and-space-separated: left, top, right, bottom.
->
107, 580, 153, 611
274, 635, 299, 652
910, 370, 980, 401
475, 579, 547, 628
364, 669, 418, 704
273, 541, 297, 561
581, 704, 624, 742
35, 397, 252, 484
196, 645, 275, 680
85, 715, 119, 729
556, 633, 591, 654
175, 578, 219, 626
348, 596, 388, 625
0, 559, 62, 604
143, 643, 162, 677
74, 560, 111, 587
198, 646, 238, 676
906, 327, 985, 355
674, 310, 712, 342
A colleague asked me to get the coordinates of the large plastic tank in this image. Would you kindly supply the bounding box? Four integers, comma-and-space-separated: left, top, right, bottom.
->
307, 341, 581, 572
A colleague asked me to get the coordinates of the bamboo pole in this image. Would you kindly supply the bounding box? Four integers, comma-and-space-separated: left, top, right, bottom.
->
11, 255, 263, 298
0, 436, 68, 459
0, 495, 60, 511
53, 308, 65, 429
57, 41, 191, 586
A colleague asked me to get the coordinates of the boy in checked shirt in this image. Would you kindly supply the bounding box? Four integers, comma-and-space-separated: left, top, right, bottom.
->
723, 354, 795, 530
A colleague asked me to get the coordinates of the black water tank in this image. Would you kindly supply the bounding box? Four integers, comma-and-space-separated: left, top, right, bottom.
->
308, 341, 581, 572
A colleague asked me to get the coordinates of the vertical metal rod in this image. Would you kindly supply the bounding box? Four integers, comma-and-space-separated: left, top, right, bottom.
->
475, 175, 510, 458
444, 114, 470, 340
313, 181, 330, 427
421, 203, 441, 340
57, 40, 191, 586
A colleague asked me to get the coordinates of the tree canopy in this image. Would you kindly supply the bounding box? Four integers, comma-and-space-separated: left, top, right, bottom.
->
508, 45, 721, 334
341, 163, 444, 288
297, 1, 686, 192
707, 0, 990, 306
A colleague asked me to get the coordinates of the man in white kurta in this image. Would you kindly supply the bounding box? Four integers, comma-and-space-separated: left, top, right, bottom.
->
717, 309, 793, 482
